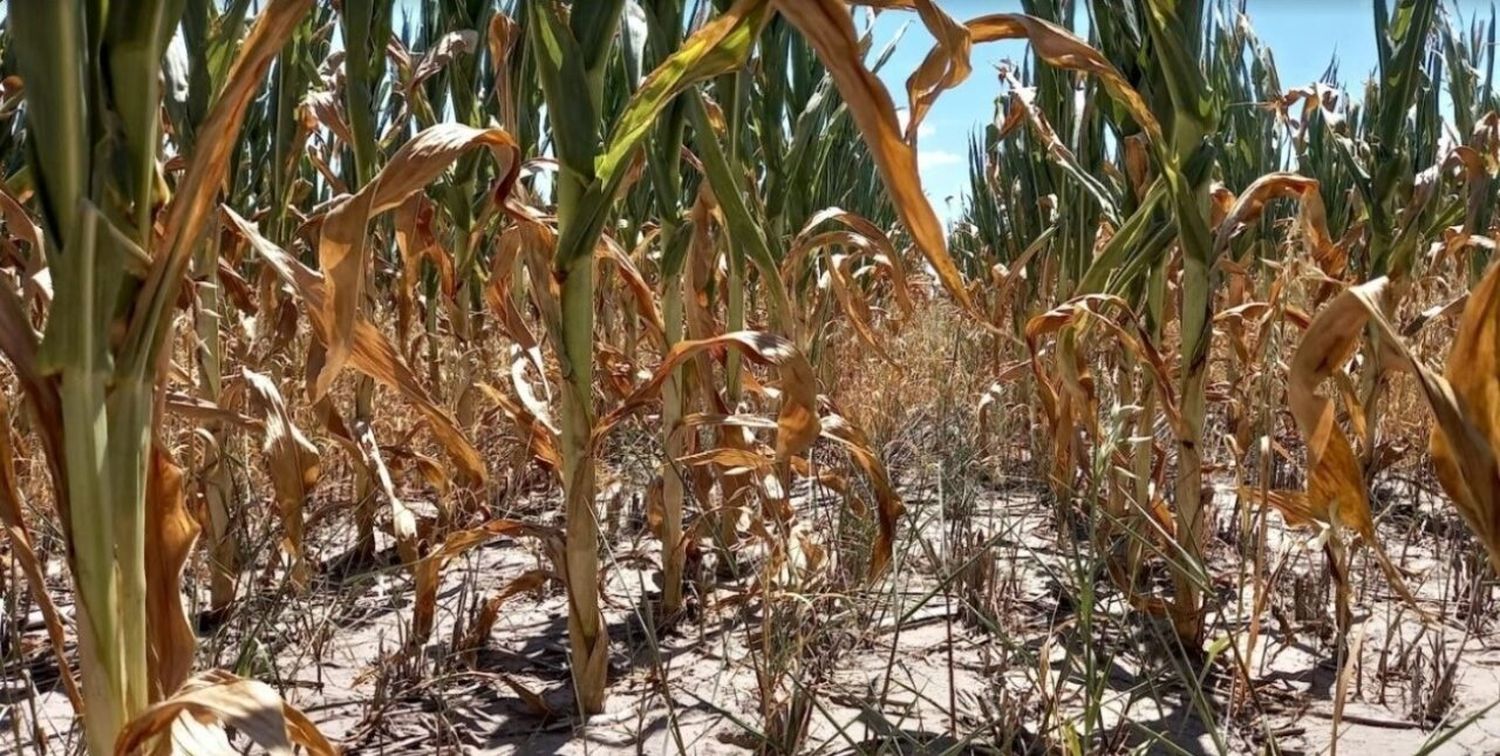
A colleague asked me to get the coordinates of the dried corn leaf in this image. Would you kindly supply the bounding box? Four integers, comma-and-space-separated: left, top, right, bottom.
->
0, 392, 80, 712
898, 0, 970, 142
484, 223, 545, 363
1283, 283, 1381, 535
477, 382, 562, 472
142, 0, 313, 360
465, 569, 556, 653
820, 411, 905, 577
903, 8, 1163, 144
1212, 172, 1341, 278
796, 207, 914, 317
488, 14, 521, 129
1026, 294, 1183, 437
774, 0, 976, 316
240, 369, 319, 591
786, 229, 900, 362
411, 30, 477, 88
1428, 263, 1500, 570
598, 234, 666, 346
1270, 275, 1500, 617
598, 331, 819, 461
225, 207, 486, 487
316, 124, 519, 399
393, 194, 453, 345
145, 447, 200, 702
411, 519, 547, 643
114, 669, 336, 756
299, 90, 354, 147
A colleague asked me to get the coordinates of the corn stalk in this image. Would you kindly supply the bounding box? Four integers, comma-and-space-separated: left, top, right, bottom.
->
4, 1, 311, 751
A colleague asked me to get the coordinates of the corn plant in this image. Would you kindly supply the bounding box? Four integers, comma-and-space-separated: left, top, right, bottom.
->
5, 1, 1500, 752
1, 1, 332, 752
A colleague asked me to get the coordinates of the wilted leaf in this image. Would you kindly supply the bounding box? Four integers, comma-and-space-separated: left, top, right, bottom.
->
1282, 283, 1381, 535
145, 447, 200, 702
463, 569, 557, 655
411, 30, 478, 87
945, 13, 1161, 143
488, 14, 521, 130
774, 0, 977, 316
138, 0, 314, 362
316, 124, 520, 399
114, 670, 336, 756
477, 382, 562, 472
225, 207, 487, 487
892, 0, 970, 142
598, 331, 819, 461
1428, 262, 1500, 570
795, 207, 914, 317
240, 369, 320, 591
1212, 172, 1341, 278
411, 519, 547, 643
820, 411, 905, 577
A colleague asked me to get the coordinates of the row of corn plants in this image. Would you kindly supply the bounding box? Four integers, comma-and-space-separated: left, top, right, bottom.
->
4, 0, 1500, 751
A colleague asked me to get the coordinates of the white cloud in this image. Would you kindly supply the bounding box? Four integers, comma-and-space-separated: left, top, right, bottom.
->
895, 108, 939, 140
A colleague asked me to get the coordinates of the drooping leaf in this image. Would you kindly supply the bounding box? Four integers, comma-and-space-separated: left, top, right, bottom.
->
315, 124, 519, 398
598, 331, 819, 461
225, 207, 487, 487
773, 0, 977, 316
114, 670, 336, 756
240, 369, 320, 591
144, 447, 200, 702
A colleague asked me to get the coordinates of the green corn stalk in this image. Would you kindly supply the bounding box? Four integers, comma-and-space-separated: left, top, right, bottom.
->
525, 0, 772, 710
5, 1, 310, 750
8, 3, 181, 750
1336, 0, 1440, 478
641, 0, 691, 618
1138, 0, 1221, 644
1443, 6, 1500, 282
341, 0, 395, 558
528, 0, 630, 713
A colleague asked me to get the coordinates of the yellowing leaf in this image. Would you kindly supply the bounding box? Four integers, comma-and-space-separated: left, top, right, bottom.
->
145, 447, 199, 703
316, 124, 519, 399
114, 670, 336, 756
225, 207, 487, 487
774, 0, 976, 317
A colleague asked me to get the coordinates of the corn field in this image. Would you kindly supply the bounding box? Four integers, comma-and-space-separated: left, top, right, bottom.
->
2, 0, 1500, 753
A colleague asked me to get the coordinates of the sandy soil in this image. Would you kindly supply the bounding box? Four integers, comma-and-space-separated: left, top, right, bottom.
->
4, 471, 1500, 754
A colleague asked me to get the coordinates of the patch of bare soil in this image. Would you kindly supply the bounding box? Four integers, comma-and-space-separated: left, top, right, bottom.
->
4, 467, 1500, 754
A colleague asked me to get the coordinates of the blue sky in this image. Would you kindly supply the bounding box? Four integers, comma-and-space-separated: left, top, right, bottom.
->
866, 1, 1484, 222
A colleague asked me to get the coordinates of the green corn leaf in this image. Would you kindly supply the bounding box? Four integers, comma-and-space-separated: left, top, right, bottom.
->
529, 1, 598, 178
551, 0, 771, 269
